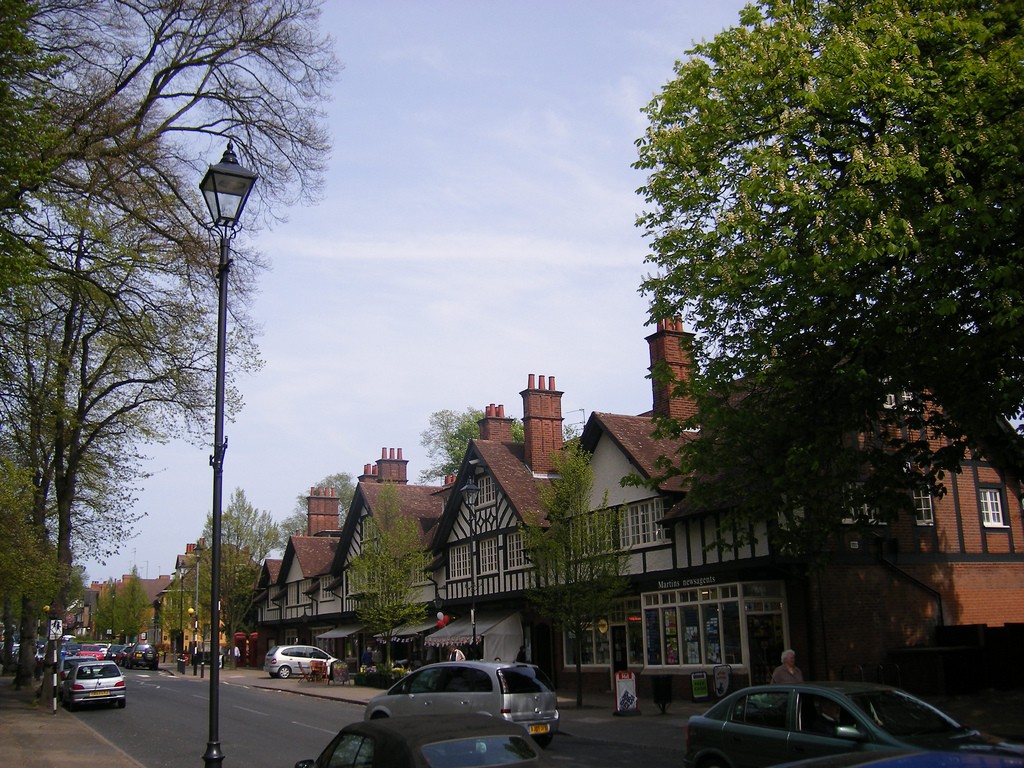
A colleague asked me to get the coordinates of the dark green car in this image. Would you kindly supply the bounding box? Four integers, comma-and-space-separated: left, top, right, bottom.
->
683, 682, 1024, 768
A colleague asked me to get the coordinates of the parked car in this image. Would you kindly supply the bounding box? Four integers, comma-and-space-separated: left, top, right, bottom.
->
294, 713, 552, 768
105, 644, 127, 662
61, 660, 126, 711
264, 645, 337, 680
683, 682, 1024, 768
114, 644, 133, 666
57, 655, 93, 700
780, 753, 1024, 768
126, 642, 159, 670
78, 643, 107, 660
364, 661, 559, 748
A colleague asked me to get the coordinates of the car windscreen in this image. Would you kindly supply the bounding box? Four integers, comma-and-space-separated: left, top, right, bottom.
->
420, 735, 539, 767
498, 666, 554, 694
846, 690, 962, 736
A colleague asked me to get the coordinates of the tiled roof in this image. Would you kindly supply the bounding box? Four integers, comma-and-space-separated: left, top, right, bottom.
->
472, 439, 550, 525
359, 482, 444, 544
586, 412, 692, 493
290, 535, 338, 577
140, 575, 172, 603
258, 558, 282, 588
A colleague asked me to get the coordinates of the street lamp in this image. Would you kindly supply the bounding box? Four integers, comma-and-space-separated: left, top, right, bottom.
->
460, 478, 479, 658
199, 142, 257, 768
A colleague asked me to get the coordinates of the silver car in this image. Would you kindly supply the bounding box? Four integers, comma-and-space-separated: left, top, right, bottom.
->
62, 660, 126, 711
364, 661, 559, 747
263, 644, 337, 679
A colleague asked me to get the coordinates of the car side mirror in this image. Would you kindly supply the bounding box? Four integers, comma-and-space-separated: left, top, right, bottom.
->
835, 725, 866, 742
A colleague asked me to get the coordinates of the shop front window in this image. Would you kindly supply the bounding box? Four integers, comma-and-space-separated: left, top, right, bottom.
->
642, 581, 786, 670
645, 608, 662, 665
683, 606, 701, 664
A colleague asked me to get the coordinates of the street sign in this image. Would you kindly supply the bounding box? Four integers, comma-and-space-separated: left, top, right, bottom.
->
48, 619, 63, 641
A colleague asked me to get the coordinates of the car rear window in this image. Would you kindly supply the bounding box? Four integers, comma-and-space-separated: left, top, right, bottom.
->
78, 663, 121, 679
420, 735, 538, 767
498, 666, 553, 695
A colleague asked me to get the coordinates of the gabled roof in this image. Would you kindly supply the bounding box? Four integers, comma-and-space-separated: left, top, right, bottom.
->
431, 438, 551, 551
472, 439, 548, 522
333, 480, 445, 571
278, 535, 338, 584
257, 558, 281, 589
140, 575, 172, 604
581, 411, 691, 493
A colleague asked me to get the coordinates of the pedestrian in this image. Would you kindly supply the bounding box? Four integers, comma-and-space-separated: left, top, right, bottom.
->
360, 646, 373, 668
233, 644, 240, 667
515, 645, 527, 663
448, 646, 465, 661
771, 649, 804, 684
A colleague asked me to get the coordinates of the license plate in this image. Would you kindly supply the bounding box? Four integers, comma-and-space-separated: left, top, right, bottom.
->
88, 690, 110, 697
529, 724, 549, 735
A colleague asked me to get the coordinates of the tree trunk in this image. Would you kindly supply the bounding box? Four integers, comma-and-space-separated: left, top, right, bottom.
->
13, 596, 37, 689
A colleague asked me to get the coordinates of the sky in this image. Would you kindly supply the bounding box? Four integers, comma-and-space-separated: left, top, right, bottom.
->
82, 0, 749, 584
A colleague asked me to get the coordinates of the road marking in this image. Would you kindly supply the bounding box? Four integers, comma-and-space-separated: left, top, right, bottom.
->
290, 721, 336, 734
234, 706, 268, 716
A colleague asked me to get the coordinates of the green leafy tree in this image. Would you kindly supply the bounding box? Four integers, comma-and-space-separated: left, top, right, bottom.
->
203, 488, 280, 654
94, 571, 151, 644
0, 458, 56, 680
348, 485, 430, 668
419, 408, 526, 483
0, 0, 334, 685
522, 443, 628, 707
635, 0, 1024, 554
0, 0, 57, 289
278, 473, 355, 546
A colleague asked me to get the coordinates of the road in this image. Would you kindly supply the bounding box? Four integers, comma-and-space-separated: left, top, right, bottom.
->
72, 669, 685, 767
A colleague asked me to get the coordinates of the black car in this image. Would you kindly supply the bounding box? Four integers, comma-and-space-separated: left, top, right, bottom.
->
126, 643, 159, 670
295, 714, 552, 768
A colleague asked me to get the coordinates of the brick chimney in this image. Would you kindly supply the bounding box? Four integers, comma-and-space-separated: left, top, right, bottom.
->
307, 486, 340, 535
478, 403, 514, 442
376, 447, 408, 484
647, 318, 698, 422
521, 374, 563, 475
359, 463, 378, 482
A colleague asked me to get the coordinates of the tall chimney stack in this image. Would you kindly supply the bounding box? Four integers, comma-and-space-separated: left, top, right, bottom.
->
647, 318, 697, 422
478, 403, 515, 442
376, 447, 409, 484
521, 374, 563, 475
307, 486, 340, 535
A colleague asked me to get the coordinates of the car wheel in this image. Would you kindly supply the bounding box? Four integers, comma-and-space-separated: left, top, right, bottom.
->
277, 665, 291, 679
117, 698, 126, 709
698, 757, 729, 768
66, 698, 76, 712
532, 734, 552, 749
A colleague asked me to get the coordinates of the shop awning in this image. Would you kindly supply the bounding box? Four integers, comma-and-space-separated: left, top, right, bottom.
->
315, 623, 364, 640
424, 611, 521, 647
376, 619, 439, 641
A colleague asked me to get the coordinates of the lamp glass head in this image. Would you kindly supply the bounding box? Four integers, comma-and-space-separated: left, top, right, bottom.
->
200, 142, 257, 227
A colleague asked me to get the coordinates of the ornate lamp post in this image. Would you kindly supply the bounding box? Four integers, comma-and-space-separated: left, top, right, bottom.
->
198, 141, 257, 768
459, 478, 479, 658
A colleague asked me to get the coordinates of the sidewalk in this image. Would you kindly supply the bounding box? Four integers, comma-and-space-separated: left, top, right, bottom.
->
2, 665, 1023, 767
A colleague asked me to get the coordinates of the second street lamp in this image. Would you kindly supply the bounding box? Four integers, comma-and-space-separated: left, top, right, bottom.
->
460, 478, 479, 658
199, 142, 257, 767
